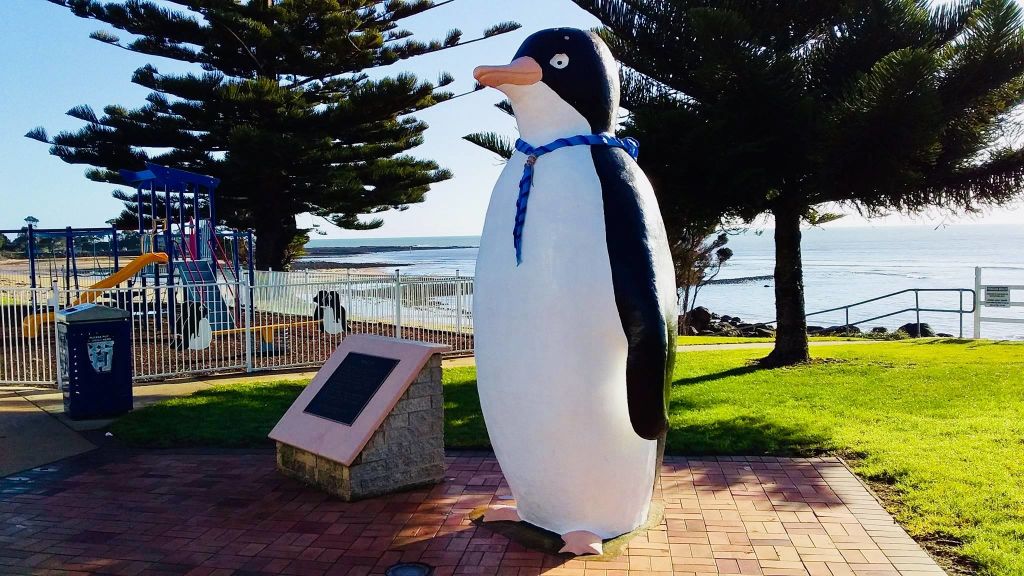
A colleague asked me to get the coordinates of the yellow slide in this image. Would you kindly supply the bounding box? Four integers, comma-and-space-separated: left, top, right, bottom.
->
22, 252, 169, 337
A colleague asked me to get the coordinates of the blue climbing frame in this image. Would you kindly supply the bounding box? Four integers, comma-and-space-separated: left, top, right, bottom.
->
118, 163, 256, 330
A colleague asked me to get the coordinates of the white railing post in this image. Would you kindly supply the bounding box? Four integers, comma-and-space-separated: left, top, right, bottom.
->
345, 268, 352, 328
974, 267, 982, 339
49, 279, 60, 310
242, 276, 253, 372
52, 280, 64, 390
455, 270, 463, 335
394, 269, 402, 339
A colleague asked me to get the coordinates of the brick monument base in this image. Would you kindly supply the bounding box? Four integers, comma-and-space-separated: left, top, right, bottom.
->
272, 337, 446, 501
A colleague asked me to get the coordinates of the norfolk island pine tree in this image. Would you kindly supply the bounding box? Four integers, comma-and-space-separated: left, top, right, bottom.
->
27, 0, 520, 269
574, 0, 1024, 364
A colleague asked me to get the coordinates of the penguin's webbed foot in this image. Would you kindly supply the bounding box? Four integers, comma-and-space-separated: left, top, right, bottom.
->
482, 505, 520, 523
558, 530, 603, 556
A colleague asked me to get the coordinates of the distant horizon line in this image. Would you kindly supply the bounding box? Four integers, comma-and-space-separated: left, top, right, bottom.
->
306, 220, 1023, 242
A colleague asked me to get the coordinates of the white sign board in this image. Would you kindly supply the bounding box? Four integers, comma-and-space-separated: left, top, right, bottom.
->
986, 286, 1011, 308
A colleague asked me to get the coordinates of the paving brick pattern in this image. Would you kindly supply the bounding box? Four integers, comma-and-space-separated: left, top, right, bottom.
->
0, 453, 945, 576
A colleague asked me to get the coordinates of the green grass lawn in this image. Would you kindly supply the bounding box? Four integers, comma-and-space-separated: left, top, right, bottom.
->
111, 381, 305, 448
111, 339, 1024, 575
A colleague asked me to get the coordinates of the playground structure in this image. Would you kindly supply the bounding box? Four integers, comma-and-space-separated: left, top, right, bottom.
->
0, 163, 476, 386
6, 163, 256, 341
119, 163, 254, 334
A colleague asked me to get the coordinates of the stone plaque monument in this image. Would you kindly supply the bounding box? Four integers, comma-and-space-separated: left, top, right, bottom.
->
269, 334, 449, 500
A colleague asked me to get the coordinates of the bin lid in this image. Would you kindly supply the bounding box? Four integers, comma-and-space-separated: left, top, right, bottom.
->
56, 303, 130, 323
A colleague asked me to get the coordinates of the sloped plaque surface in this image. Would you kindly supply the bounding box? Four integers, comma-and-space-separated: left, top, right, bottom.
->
303, 353, 399, 425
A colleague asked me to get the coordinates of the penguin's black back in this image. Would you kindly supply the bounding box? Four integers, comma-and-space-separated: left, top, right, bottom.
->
592, 146, 676, 441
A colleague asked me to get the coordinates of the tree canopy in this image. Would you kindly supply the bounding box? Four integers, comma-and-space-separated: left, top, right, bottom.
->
29, 0, 519, 268
575, 0, 1024, 364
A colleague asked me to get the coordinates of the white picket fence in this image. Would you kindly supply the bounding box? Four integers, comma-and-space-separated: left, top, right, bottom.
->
0, 271, 474, 385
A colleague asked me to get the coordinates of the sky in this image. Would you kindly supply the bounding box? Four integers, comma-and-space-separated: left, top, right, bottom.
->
0, 0, 1021, 238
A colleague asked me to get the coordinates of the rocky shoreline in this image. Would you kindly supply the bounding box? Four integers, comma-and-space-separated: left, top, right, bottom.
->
681, 306, 955, 338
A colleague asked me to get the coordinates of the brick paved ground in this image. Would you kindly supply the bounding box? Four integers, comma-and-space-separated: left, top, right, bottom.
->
0, 452, 944, 576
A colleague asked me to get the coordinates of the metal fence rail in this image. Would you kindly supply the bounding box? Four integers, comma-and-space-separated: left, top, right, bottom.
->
0, 271, 474, 385
0, 286, 57, 384
768, 288, 977, 337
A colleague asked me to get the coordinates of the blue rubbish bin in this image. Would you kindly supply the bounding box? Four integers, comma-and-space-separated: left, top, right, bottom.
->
56, 303, 133, 420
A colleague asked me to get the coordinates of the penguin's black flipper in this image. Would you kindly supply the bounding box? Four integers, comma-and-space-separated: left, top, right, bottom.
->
592, 146, 676, 441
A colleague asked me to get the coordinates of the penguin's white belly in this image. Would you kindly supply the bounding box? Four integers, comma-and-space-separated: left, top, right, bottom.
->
474, 148, 657, 538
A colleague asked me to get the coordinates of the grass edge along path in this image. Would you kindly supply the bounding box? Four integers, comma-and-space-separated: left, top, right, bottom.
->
677, 335, 862, 345
110, 340, 1024, 576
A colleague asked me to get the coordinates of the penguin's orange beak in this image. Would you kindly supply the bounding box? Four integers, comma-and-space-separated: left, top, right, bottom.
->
474, 57, 543, 88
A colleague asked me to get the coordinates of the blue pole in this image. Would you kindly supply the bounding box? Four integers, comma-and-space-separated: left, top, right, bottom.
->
139, 186, 148, 315
232, 229, 240, 280
164, 185, 171, 236
27, 224, 36, 289
177, 189, 185, 235
136, 187, 144, 237
246, 229, 255, 284
166, 226, 176, 333
208, 184, 217, 229
111, 224, 120, 274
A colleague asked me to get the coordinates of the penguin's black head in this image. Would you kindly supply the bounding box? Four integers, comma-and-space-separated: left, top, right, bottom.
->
474, 28, 619, 134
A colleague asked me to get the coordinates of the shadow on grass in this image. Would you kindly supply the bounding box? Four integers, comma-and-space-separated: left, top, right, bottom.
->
672, 363, 767, 387
443, 378, 492, 450
666, 414, 831, 457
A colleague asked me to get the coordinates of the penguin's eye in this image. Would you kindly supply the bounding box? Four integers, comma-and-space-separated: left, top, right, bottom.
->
549, 54, 570, 69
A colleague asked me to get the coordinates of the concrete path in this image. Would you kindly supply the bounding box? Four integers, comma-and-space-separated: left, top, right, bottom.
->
0, 453, 947, 575
0, 389, 95, 477
0, 370, 319, 476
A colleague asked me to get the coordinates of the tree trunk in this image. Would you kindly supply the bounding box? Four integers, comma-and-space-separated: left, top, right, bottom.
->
253, 213, 298, 271
762, 203, 810, 366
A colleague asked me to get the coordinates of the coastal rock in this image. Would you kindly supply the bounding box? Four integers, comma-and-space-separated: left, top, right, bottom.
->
682, 307, 713, 332
898, 323, 935, 337
807, 326, 825, 334
709, 323, 739, 336
820, 325, 861, 336
937, 333, 954, 337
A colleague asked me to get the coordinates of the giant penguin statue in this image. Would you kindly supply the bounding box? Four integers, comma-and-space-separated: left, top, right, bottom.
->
472, 28, 677, 556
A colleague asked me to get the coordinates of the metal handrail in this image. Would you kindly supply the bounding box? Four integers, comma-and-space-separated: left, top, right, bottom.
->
767, 288, 977, 337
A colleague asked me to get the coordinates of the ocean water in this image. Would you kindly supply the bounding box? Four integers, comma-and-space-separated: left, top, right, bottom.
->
306, 225, 1024, 339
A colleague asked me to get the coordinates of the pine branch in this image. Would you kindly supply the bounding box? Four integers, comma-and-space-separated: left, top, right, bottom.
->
24, 127, 49, 143
495, 99, 514, 117
463, 132, 514, 161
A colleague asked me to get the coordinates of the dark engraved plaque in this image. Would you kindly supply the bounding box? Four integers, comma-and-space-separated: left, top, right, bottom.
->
303, 352, 400, 425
